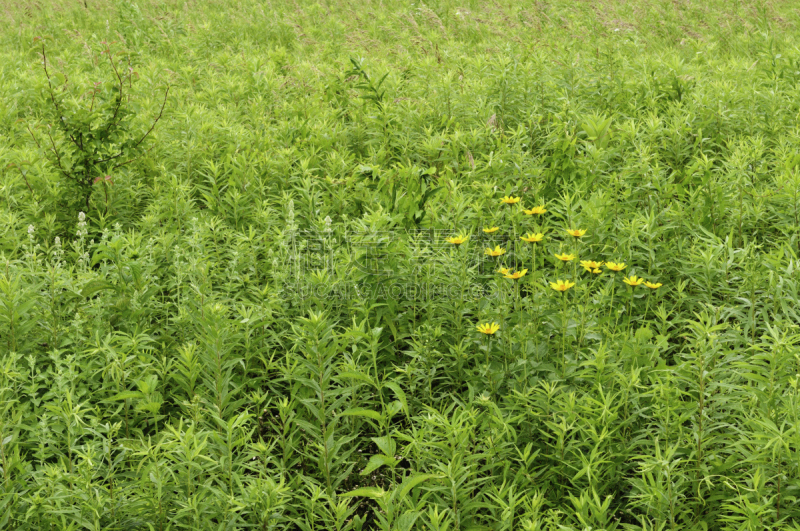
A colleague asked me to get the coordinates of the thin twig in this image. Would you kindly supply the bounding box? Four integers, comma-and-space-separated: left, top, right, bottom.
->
41, 44, 82, 150
113, 144, 158, 171
25, 125, 41, 149
102, 85, 169, 166
130, 85, 169, 151
12, 165, 34, 194
45, 127, 73, 181
742, 184, 785, 199
101, 48, 125, 137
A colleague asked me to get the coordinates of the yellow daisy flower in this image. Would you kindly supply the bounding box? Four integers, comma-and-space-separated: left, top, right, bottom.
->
520, 232, 544, 243
605, 261, 627, 272
550, 280, 576, 292
497, 267, 510, 275
623, 275, 644, 287
500, 196, 521, 204
554, 253, 576, 262
476, 322, 500, 335
523, 205, 547, 215
503, 269, 528, 280
485, 245, 506, 257
483, 226, 500, 233
446, 234, 469, 245
592, 268, 603, 274
644, 281, 662, 289
580, 260, 603, 270
566, 229, 587, 238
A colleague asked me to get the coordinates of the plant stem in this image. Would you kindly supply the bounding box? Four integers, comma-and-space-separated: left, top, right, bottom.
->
643, 290, 652, 324
607, 275, 617, 330
561, 292, 568, 377
532, 244, 540, 345
627, 286, 635, 336
578, 273, 594, 348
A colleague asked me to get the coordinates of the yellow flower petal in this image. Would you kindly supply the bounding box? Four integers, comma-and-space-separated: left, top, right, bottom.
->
500, 196, 521, 204
503, 269, 528, 280
623, 275, 644, 286
446, 234, 469, 245
484, 245, 506, 257
523, 205, 547, 215
476, 322, 500, 335
520, 232, 544, 243
580, 260, 603, 270
549, 279, 576, 292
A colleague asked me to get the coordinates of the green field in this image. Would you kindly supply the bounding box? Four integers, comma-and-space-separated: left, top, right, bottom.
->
3, 0, 800, 529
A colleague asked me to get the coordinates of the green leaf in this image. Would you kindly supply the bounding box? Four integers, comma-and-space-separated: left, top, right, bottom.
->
337, 371, 375, 385
340, 408, 383, 421
397, 511, 421, 531
107, 391, 143, 401
397, 474, 438, 500
361, 454, 398, 476
384, 382, 408, 415
81, 280, 117, 297
341, 487, 385, 499
371, 435, 396, 457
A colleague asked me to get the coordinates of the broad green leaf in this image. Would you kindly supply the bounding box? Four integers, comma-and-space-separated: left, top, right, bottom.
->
81, 280, 117, 297
361, 454, 398, 476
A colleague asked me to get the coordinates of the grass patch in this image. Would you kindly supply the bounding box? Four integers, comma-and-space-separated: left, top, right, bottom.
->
2, 0, 800, 529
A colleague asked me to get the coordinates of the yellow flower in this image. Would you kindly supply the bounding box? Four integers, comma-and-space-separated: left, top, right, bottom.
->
567, 229, 587, 238
503, 269, 528, 280
554, 253, 575, 262
497, 267, 510, 275
623, 275, 644, 287
485, 245, 506, 257
476, 322, 500, 335
644, 281, 662, 289
580, 260, 603, 270
605, 261, 627, 272
483, 226, 500, 234
550, 279, 576, 292
592, 268, 603, 274
500, 196, 521, 204
520, 232, 544, 243
446, 234, 469, 245
523, 205, 547, 215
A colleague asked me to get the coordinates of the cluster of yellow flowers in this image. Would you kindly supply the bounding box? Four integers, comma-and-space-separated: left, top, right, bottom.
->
450, 198, 664, 335
580, 260, 603, 274
623, 275, 662, 289
577, 261, 661, 288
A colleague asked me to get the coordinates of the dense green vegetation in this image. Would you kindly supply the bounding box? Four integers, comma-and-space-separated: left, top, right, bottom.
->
4, 0, 800, 528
